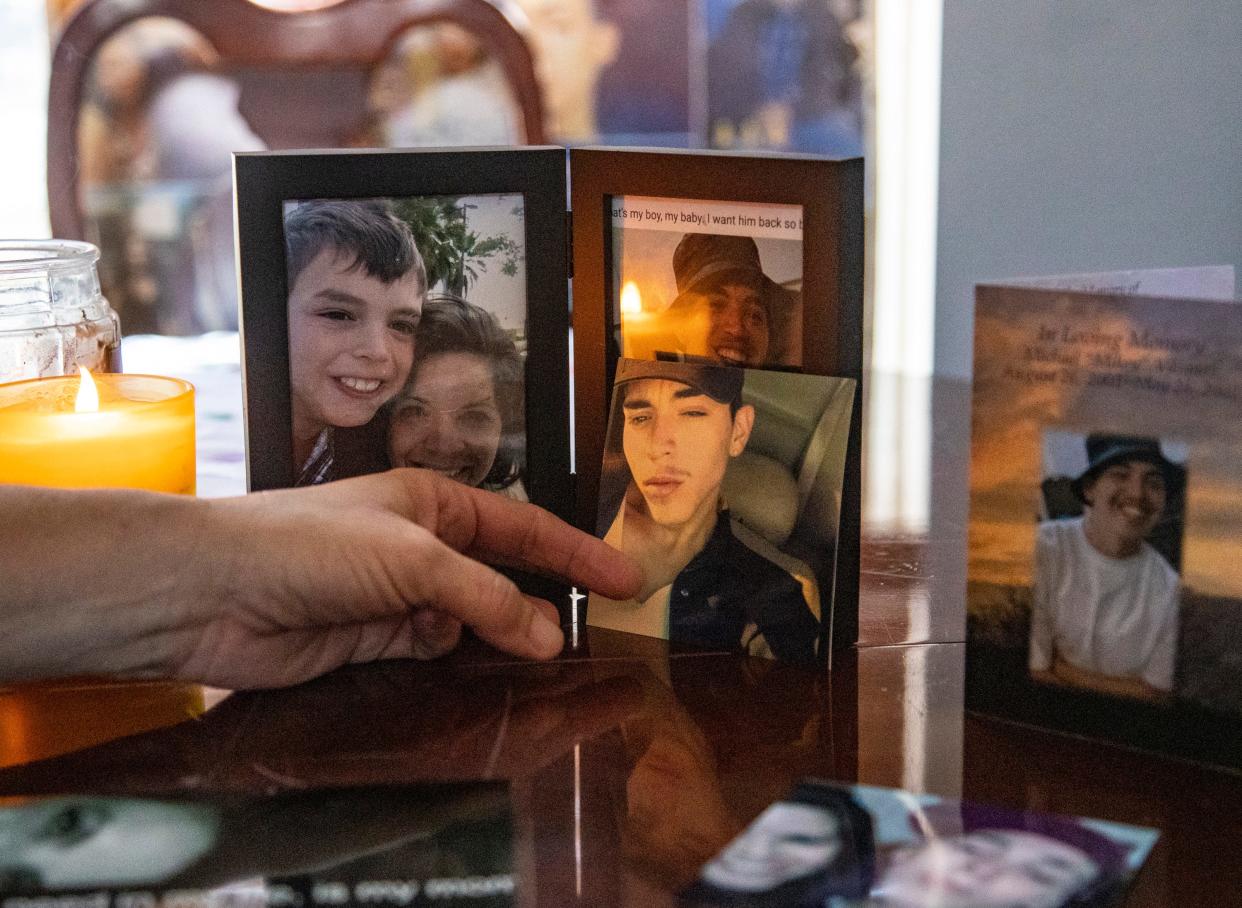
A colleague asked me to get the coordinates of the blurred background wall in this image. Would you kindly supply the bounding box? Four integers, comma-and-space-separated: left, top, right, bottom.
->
3, 0, 875, 336
936, 0, 1242, 379
4, 0, 1238, 379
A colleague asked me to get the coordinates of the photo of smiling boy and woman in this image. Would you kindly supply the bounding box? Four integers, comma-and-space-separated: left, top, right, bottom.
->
283, 195, 527, 494
609, 196, 803, 370
586, 358, 853, 664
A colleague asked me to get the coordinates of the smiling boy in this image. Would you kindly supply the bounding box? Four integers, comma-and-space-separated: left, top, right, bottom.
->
1030, 434, 1183, 701
285, 200, 427, 484
588, 360, 819, 663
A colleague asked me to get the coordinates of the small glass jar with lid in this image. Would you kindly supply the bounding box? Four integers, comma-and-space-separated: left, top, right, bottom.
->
0, 240, 121, 383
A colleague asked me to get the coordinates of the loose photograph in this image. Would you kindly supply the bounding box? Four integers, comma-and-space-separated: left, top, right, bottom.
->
0, 783, 513, 903
610, 196, 803, 370
282, 193, 527, 496
586, 358, 853, 663
681, 780, 1158, 908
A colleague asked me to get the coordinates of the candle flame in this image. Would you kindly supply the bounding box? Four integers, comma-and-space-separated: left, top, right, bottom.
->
620, 281, 643, 315
74, 367, 100, 413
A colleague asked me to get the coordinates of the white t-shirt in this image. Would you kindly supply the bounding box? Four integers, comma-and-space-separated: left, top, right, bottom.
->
1030, 518, 1178, 691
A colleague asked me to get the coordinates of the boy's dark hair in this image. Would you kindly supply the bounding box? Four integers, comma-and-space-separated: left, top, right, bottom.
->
400, 294, 525, 491
284, 199, 426, 296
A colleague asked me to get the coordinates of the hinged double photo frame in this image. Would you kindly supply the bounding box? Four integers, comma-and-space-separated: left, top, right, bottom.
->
235, 145, 863, 657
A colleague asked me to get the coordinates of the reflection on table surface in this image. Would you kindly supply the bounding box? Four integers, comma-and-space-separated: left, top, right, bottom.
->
2, 350, 1239, 904
1, 627, 1240, 905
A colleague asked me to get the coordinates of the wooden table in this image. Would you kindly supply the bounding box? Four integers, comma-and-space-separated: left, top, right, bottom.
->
1, 626, 1239, 905
1, 369, 1239, 905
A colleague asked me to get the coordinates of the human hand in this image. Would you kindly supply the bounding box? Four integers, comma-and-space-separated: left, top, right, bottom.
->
0, 471, 642, 688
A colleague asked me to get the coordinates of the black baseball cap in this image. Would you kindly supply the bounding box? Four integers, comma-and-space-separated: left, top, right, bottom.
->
613, 358, 744, 407
1071, 433, 1185, 504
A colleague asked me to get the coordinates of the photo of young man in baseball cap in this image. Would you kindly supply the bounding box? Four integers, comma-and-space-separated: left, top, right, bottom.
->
587, 359, 820, 664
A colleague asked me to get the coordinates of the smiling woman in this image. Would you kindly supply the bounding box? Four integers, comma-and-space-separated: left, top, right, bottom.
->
682, 782, 873, 907
386, 294, 527, 497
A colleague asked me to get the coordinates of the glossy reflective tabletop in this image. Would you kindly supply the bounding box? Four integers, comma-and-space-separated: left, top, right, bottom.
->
1, 370, 1240, 905
2, 639, 1240, 904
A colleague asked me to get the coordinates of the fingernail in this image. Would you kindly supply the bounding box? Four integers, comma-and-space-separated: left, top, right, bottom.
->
530, 613, 564, 658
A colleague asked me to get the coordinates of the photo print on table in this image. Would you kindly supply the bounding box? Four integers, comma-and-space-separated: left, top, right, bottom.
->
586, 358, 854, 664
282, 194, 528, 496
682, 780, 1158, 908
0, 782, 514, 903
610, 195, 803, 370
967, 269, 1242, 770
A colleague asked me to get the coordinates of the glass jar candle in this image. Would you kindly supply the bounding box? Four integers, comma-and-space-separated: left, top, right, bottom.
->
0, 240, 121, 383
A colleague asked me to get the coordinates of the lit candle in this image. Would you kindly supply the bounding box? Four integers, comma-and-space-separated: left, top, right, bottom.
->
620, 280, 644, 315
0, 368, 195, 493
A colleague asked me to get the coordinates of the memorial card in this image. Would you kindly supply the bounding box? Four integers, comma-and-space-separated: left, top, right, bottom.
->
0, 783, 514, 906
966, 266, 1242, 769
682, 780, 1158, 907
587, 358, 855, 664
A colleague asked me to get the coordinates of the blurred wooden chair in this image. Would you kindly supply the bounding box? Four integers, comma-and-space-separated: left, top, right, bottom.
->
47, 0, 544, 332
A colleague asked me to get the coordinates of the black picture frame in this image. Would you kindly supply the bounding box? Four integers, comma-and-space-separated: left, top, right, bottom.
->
568, 147, 864, 648
235, 147, 572, 586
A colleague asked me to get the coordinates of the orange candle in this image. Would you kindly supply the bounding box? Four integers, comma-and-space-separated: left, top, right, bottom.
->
0, 369, 202, 764
0, 369, 195, 493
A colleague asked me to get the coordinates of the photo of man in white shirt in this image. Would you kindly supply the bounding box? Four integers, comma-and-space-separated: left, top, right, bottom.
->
1030, 433, 1186, 702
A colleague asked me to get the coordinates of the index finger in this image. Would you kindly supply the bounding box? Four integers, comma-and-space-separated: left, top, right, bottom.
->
464, 489, 643, 601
